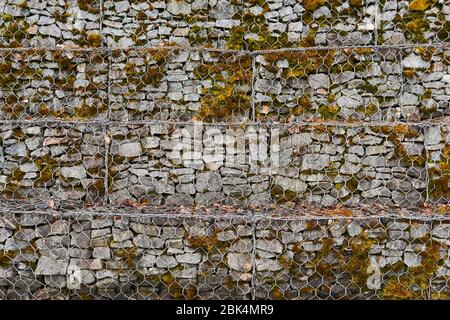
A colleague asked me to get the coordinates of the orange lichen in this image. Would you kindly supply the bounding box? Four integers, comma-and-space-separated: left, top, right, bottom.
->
409, 0, 432, 11
303, 0, 325, 12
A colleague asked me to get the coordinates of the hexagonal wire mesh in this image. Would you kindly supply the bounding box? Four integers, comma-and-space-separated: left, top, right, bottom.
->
0, 0, 102, 48
0, 208, 449, 300
0, 121, 448, 216
105, 122, 450, 209
0, 48, 109, 120
1, 45, 449, 122
0, 121, 106, 203
0, 0, 449, 301
1, 0, 448, 50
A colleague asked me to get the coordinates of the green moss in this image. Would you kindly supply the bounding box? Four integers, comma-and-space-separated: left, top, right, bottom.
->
10, 168, 25, 182
136, 11, 148, 20
345, 177, 359, 192
34, 167, 53, 186
403, 13, 429, 43
1, 16, 31, 47
422, 89, 433, 99
188, 234, 218, 252
52, 50, 77, 71
195, 53, 251, 121
124, 49, 169, 90
356, 104, 379, 116
71, 103, 105, 120
227, 26, 245, 50
18, 0, 28, 9
437, 20, 450, 41
270, 184, 300, 203
264, 50, 335, 79
428, 173, 450, 200
409, 0, 433, 11
53, 11, 71, 23
269, 286, 285, 300
0, 251, 17, 267
318, 105, 340, 119
342, 235, 374, 288
299, 30, 317, 47
380, 241, 442, 300
161, 273, 181, 298
87, 32, 102, 47
349, 0, 363, 6
1, 102, 25, 119
403, 68, 416, 79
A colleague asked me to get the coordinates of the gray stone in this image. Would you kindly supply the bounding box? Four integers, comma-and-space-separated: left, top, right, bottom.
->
432, 224, 450, 239
35, 256, 68, 275
172, 266, 198, 279
254, 79, 282, 94
256, 239, 283, 254
302, 154, 330, 170
336, 95, 362, 110
404, 252, 422, 267
403, 54, 430, 69
40, 25, 61, 37
133, 234, 165, 249
114, 1, 130, 13
256, 258, 283, 272
167, 1, 191, 15
331, 71, 355, 84
138, 254, 156, 268
93, 247, 111, 260
156, 255, 178, 268
308, 74, 330, 89
425, 126, 441, 145
112, 229, 133, 242
0, 228, 13, 242
5, 143, 26, 157
227, 253, 251, 272
301, 241, 322, 252
61, 165, 86, 180
176, 252, 202, 264
196, 172, 222, 192
273, 176, 307, 193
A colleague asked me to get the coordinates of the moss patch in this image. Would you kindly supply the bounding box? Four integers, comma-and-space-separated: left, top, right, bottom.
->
194, 53, 251, 121
380, 241, 442, 299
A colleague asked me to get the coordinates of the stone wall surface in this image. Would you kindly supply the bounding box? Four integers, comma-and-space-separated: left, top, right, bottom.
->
1, 46, 449, 122
0, 211, 448, 299
1, 122, 449, 206
0, 0, 449, 301
1, 0, 449, 48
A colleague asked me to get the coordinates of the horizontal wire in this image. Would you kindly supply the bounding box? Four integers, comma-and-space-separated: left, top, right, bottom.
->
0, 42, 448, 54
0, 119, 448, 127
2, 207, 448, 221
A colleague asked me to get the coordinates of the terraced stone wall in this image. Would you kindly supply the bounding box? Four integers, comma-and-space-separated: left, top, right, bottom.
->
0, 211, 449, 299
0, 0, 449, 300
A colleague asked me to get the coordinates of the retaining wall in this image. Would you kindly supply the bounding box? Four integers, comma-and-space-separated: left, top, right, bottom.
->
0, 210, 449, 299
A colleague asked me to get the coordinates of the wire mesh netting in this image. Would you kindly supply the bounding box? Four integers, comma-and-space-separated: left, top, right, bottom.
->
1, 45, 449, 122
0, 206, 449, 300
1, 121, 448, 207
0, 0, 449, 301
1, 0, 448, 49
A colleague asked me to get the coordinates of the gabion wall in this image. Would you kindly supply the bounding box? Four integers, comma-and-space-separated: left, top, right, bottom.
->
0, 209, 449, 300
1, 122, 449, 207
0, 0, 449, 300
